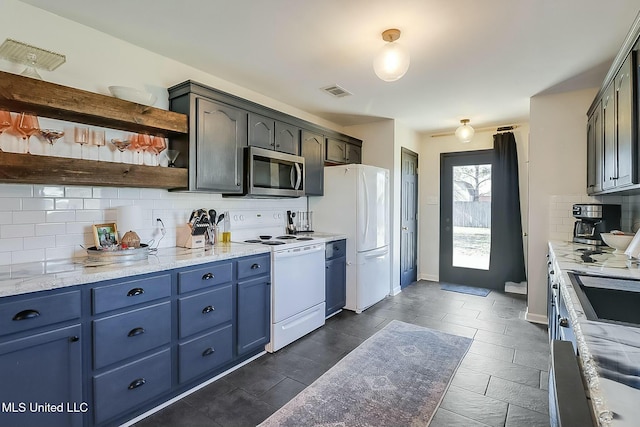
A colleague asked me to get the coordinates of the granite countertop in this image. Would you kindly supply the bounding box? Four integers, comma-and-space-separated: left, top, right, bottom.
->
0, 243, 271, 298
548, 240, 640, 427
295, 231, 348, 241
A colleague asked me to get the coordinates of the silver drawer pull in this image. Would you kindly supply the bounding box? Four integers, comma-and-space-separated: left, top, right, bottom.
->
202, 347, 215, 357
128, 378, 146, 390
13, 309, 40, 321
202, 305, 215, 314
127, 327, 145, 337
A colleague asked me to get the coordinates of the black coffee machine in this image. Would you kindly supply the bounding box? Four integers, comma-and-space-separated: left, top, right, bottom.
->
572, 204, 621, 245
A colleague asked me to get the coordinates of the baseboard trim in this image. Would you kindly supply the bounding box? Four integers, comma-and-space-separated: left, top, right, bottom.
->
391, 286, 401, 296
525, 309, 548, 325
418, 274, 438, 282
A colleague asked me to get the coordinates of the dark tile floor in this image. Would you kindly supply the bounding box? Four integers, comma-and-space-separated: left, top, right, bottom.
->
134, 280, 550, 427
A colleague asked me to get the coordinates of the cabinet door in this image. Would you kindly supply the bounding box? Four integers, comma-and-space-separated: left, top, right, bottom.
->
237, 277, 270, 355
248, 113, 275, 151
325, 256, 346, 317
345, 143, 362, 164
326, 138, 346, 163
196, 98, 247, 193
0, 325, 82, 427
275, 121, 300, 155
301, 130, 324, 195
586, 102, 603, 194
602, 82, 616, 190
615, 55, 634, 187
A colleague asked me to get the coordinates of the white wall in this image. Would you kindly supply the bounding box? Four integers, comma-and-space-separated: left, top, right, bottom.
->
0, 0, 335, 264
344, 119, 421, 295
418, 125, 530, 282
527, 87, 598, 323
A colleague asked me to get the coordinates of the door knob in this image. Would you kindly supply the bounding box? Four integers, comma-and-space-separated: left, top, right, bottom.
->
402, 226, 408, 230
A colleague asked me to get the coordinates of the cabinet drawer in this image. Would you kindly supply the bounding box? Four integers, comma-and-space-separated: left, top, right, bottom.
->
178, 262, 232, 294
178, 285, 233, 338
93, 348, 171, 425
178, 324, 233, 384
0, 290, 81, 336
92, 274, 171, 314
237, 254, 271, 280
325, 239, 346, 260
93, 302, 171, 369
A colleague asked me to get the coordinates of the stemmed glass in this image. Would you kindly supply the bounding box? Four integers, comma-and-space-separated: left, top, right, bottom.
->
137, 134, 153, 165
40, 129, 65, 156
110, 138, 131, 163
151, 136, 167, 166
128, 134, 143, 165
165, 149, 180, 167
74, 127, 88, 159
90, 130, 105, 161
14, 113, 40, 153
0, 111, 12, 152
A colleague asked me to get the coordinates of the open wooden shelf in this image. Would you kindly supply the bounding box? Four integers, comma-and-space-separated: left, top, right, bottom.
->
0, 152, 188, 189
0, 71, 188, 137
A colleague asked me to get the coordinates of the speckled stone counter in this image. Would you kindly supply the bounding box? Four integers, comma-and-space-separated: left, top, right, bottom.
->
549, 240, 640, 427
295, 231, 347, 242
0, 243, 271, 298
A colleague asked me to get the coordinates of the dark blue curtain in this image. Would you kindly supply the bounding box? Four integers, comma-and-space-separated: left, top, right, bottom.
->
490, 132, 527, 286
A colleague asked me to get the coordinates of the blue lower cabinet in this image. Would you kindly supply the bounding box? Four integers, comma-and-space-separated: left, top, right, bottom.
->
93, 348, 171, 425
237, 277, 271, 355
178, 324, 233, 384
178, 285, 233, 338
325, 256, 346, 317
93, 301, 171, 369
0, 324, 83, 427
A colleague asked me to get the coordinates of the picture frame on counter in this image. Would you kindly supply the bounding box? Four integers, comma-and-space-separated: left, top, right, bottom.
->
93, 223, 118, 248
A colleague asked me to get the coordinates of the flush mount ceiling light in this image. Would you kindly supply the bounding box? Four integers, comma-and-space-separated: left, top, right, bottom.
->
0, 38, 66, 80
373, 29, 410, 82
455, 119, 475, 143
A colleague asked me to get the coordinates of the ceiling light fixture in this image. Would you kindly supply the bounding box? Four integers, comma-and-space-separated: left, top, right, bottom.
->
373, 29, 410, 82
455, 119, 475, 143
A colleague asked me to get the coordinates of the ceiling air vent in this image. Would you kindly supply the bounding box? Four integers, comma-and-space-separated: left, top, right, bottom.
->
321, 84, 352, 98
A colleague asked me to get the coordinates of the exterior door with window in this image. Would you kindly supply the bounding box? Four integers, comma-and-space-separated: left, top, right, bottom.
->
440, 150, 499, 288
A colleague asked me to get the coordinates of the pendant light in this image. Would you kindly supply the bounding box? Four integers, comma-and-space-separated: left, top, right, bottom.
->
455, 119, 475, 143
373, 29, 410, 82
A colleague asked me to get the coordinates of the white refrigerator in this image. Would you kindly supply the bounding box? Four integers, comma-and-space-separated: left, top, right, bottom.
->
310, 164, 390, 313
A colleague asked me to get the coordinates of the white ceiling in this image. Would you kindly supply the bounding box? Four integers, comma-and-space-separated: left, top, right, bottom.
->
19, 0, 640, 133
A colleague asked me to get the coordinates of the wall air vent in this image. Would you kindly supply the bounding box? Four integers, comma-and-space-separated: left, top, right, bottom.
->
321, 84, 352, 98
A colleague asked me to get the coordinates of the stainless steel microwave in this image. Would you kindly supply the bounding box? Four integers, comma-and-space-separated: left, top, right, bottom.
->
245, 146, 305, 197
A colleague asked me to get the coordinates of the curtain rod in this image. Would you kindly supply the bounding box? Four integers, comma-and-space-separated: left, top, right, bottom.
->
430, 124, 519, 138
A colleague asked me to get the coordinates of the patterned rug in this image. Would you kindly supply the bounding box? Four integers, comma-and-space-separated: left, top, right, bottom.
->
440, 282, 491, 297
258, 320, 472, 427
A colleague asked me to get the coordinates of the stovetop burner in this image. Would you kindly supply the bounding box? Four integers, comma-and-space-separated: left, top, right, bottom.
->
262, 241, 285, 245
296, 237, 313, 241
276, 235, 296, 240
244, 239, 262, 243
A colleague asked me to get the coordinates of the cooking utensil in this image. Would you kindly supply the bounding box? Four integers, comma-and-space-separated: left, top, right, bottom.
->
286, 210, 297, 234
209, 209, 216, 223
216, 213, 225, 225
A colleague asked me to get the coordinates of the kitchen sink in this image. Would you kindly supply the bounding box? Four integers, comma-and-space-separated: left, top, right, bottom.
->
567, 272, 640, 327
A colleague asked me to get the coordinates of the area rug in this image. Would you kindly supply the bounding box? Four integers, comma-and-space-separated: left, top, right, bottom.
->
440, 282, 491, 297
258, 320, 472, 427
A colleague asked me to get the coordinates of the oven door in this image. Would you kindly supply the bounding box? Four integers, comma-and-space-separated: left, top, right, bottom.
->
246, 146, 305, 197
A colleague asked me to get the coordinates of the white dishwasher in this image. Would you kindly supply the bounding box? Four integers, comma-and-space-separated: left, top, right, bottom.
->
266, 242, 326, 352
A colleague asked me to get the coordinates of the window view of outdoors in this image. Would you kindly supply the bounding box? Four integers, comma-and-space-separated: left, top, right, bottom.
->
452, 164, 491, 270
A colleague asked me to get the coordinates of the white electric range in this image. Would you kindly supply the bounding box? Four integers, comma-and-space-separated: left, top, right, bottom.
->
230, 211, 326, 352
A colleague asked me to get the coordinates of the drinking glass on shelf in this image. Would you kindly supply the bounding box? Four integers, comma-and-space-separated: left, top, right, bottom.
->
14, 113, 40, 153
128, 134, 143, 165
151, 136, 167, 166
90, 129, 105, 161
74, 126, 88, 159
40, 129, 65, 156
0, 111, 12, 152
109, 137, 131, 163
165, 149, 180, 167
137, 134, 153, 165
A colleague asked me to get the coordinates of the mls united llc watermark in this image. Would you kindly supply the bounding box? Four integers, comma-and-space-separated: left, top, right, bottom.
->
2, 401, 89, 413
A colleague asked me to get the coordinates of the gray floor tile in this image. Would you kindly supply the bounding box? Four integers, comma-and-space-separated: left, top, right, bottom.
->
223, 362, 286, 397
430, 408, 493, 427
440, 385, 508, 427
469, 340, 515, 362
450, 367, 490, 394
461, 352, 541, 387
486, 376, 549, 415
443, 313, 507, 333
513, 348, 550, 371
134, 400, 221, 427
540, 370, 549, 390
506, 404, 551, 427
201, 388, 276, 427
257, 347, 330, 386
413, 315, 478, 338
259, 377, 307, 409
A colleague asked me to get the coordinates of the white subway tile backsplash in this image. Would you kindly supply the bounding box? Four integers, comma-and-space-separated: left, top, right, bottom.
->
92, 187, 119, 199
46, 210, 76, 223
83, 199, 111, 210
66, 222, 94, 235
140, 188, 166, 199
118, 188, 141, 199
46, 246, 79, 261
0, 212, 12, 225
75, 210, 104, 222
0, 199, 21, 211
1, 224, 35, 238
34, 185, 64, 197
55, 198, 84, 210
12, 211, 46, 224
35, 223, 67, 236
0, 238, 23, 252
23, 236, 56, 250
65, 186, 93, 198
0, 184, 32, 198
12, 249, 45, 263
22, 198, 55, 210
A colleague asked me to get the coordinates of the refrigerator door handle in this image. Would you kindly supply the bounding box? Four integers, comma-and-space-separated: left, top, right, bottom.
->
361, 171, 369, 242
363, 247, 389, 259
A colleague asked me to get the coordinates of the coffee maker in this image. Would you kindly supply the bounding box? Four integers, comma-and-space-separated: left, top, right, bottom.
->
572, 204, 621, 245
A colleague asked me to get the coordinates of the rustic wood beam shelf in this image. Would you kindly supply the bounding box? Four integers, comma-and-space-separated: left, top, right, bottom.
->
0, 71, 188, 137
0, 152, 188, 189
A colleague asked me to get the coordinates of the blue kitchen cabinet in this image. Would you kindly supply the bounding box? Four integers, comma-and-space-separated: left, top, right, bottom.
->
325, 239, 346, 317
0, 288, 83, 427
237, 276, 271, 355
